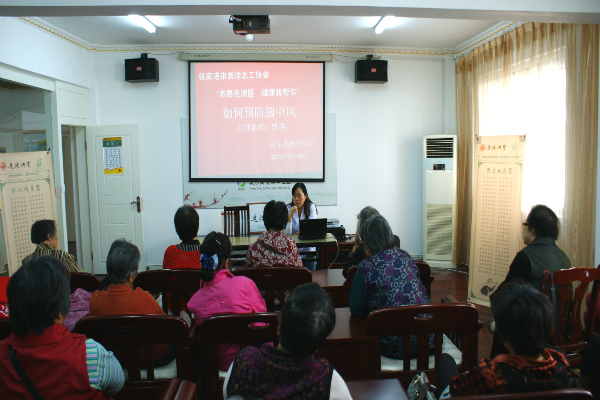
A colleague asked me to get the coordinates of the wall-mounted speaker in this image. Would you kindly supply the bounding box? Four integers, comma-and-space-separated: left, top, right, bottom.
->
355, 59, 388, 83
125, 54, 159, 83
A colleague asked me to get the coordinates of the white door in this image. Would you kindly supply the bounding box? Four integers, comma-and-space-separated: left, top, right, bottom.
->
86, 125, 144, 274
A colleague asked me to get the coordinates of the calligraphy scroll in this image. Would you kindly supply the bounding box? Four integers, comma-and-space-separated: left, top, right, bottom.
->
468, 136, 525, 306
0, 152, 58, 275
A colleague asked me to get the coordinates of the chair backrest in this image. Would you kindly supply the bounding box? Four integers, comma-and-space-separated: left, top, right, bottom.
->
223, 205, 250, 237
70, 272, 101, 293
0, 318, 10, 340
196, 312, 279, 400
116, 378, 198, 400
365, 302, 482, 388
74, 315, 193, 383
134, 269, 203, 316
451, 388, 594, 400
541, 266, 600, 366
231, 267, 312, 311
344, 265, 358, 286
414, 260, 434, 298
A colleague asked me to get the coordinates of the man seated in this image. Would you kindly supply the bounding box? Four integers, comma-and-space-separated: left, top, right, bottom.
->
89, 238, 174, 367
437, 279, 570, 398
0, 256, 123, 398
21, 219, 81, 272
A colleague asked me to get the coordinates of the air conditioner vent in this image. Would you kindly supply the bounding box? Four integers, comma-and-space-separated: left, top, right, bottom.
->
425, 204, 453, 257
426, 138, 454, 158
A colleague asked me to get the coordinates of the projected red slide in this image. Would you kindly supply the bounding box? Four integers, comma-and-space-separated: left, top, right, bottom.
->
189, 61, 324, 181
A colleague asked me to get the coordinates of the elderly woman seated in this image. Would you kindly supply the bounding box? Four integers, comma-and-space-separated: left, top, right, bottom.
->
89, 239, 174, 367
21, 219, 81, 272
0, 256, 124, 398
223, 283, 351, 399
343, 206, 401, 278
244, 200, 304, 268
349, 214, 432, 359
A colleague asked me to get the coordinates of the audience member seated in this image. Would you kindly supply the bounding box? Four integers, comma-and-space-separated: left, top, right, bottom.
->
0, 256, 124, 398
21, 219, 81, 272
579, 336, 600, 399
437, 279, 569, 398
490, 204, 571, 358
163, 205, 202, 270
224, 283, 352, 399
187, 232, 266, 371
89, 239, 174, 367
245, 200, 304, 268
501, 204, 571, 291
343, 206, 401, 278
349, 214, 432, 359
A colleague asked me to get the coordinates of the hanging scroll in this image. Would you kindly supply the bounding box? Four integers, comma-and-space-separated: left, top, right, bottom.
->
468, 136, 525, 306
0, 151, 58, 275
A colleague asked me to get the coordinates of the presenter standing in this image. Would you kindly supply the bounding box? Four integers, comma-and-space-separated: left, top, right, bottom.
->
285, 183, 317, 269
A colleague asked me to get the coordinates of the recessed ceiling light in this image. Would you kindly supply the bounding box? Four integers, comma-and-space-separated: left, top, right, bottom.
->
128, 15, 156, 33
374, 16, 403, 35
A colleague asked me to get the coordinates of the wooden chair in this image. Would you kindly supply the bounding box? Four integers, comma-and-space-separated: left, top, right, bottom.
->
344, 261, 433, 298
155, 378, 198, 400
223, 205, 250, 237
133, 269, 203, 317
231, 267, 312, 311
365, 303, 482, 388
195, 312, 279, 400
74, 315, 194, 400
322, 285, 352, 308
70, 271, 101, 293
0, 318, 10, 340
452, 388, 594, 400
415, 260, 435, 298
541, 266, 600, 367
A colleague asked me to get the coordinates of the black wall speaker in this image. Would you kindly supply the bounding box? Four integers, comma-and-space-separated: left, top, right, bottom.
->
125, 54, 159, 83
355, 59, 388, 83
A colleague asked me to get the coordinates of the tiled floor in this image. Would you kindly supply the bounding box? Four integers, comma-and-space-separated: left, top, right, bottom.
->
430, 267, 494, 360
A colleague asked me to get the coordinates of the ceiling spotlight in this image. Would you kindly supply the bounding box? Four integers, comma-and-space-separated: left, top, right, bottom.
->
128, 15, 156, 33
374, 16, 402, 35
246, 34, 254, 42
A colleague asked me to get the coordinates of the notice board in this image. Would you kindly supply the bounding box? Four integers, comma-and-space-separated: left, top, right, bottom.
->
468, 136, 525, 306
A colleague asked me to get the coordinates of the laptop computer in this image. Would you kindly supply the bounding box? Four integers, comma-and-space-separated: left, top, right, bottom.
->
299, 218, 328, 240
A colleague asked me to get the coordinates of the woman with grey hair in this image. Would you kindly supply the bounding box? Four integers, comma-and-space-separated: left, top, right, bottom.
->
89, 239, 174, 367
349, 215, 431, 359
342, 206, 400, 278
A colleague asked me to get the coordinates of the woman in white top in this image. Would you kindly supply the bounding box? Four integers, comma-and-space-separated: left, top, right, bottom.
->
285, 183, 318, 269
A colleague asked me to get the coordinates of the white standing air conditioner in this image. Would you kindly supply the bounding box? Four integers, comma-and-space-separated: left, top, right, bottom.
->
423, 135, 457, 269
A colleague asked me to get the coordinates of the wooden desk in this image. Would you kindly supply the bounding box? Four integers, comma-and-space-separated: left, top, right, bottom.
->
312, 269, 347, 287
312, 269, 351, 307
319, 308, 376, 380
346, 379, 408, 400
224, 233, 337, 250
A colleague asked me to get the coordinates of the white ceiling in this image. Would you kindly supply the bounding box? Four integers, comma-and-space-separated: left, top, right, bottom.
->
3, 1, 599, 50
35, 16, 501, 49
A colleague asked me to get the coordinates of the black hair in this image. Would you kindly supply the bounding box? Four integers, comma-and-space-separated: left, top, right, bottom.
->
200, 231, 232, 282
31, 219, 57, 244
8, 256, 71, 336
263, 200, 288, 231
526, 205, 560, 240
279, 282, 336, 357
359, 215, 395, 255
174, 205, 200, 242
491, 279, 553, 357
288, 183, 316, 220
107, 239, 140, 284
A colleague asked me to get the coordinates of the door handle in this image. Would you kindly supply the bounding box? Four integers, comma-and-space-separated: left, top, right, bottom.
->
131, 196, 142, 213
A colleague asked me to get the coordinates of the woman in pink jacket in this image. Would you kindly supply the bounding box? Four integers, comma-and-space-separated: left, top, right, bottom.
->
187, 231, 266, 371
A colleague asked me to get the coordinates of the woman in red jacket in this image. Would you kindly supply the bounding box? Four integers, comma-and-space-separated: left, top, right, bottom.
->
0, 256, 124, 399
